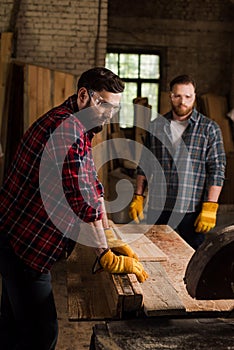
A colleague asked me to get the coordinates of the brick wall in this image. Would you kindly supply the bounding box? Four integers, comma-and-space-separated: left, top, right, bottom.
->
108, 0, 234, 106
0, 0, 233, 106
0, 0, 108, 77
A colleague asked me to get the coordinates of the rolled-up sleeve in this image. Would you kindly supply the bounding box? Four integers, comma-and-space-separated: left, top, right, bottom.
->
206, 121, 226, 187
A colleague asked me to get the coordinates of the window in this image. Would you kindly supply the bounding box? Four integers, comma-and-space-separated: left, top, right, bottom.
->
105, 52, 161, 128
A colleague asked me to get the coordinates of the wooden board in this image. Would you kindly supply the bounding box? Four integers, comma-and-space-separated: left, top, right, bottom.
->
141, 261, 185, 316
133, 99, 151, 162
67, 243, 122, 320
112, 274, 143, 313
111, 223, 168, 262
27, 65, 53, 128
53, 71, 75, 106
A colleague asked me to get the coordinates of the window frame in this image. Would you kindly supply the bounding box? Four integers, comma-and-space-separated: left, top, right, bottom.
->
105, 49, 162, 128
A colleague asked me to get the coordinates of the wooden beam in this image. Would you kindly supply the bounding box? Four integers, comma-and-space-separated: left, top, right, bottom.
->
67, 243, 123, 320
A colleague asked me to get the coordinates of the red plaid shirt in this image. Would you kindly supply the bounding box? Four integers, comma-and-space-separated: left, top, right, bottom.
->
0, 95, 104, 272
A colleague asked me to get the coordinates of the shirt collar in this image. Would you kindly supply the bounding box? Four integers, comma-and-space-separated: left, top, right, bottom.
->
63, 94, 79, 113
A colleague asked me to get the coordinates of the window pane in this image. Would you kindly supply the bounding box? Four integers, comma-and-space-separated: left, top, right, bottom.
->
141, 83, 159, 119
140, 55, 160, 79
119, 82, 137, 128
105, 53, 119, 74
119, 54, 138, 78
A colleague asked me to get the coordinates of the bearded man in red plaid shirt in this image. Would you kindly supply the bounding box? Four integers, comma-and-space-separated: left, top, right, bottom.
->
0, 67, 148, 350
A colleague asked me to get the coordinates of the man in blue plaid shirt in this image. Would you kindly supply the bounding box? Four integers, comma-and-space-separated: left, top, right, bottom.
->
129, 74, 226, 250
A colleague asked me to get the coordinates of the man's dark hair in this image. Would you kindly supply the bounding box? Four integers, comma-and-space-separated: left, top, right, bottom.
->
169, 75, 196, 91
77, 67, 125, 93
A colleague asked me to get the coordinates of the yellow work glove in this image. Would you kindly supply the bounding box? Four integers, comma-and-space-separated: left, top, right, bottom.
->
129, 194, 144, 224
104, 228, 139, 260
194, 202, 219, 233
99, 249, 148, 283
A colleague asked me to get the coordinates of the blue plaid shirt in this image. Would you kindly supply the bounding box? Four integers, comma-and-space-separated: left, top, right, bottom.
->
137, 109, 226, 213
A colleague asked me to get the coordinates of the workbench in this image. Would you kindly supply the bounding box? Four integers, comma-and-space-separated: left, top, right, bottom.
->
67, 224, 234, 320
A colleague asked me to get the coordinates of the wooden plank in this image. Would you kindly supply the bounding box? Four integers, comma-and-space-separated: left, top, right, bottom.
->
64, 72, 75, 98
112, 274, 143, 313
112, 223, 168, 262
127, 235, 168, 262
53, 71, 75, 106
0, 33, 13, 63
133, 98, 151, 162
145, 225, 234, 314
141, 261, 185, 316
53, 71, 65, 106
184, 226, 234, 300
67, 243, 125, 320
37, 67, 52, 117
0, 32, 13, 174
3, 63, 24, 172
27, 65, 38, 126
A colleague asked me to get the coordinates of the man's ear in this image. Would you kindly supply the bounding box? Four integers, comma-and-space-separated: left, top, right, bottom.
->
77, 87, 90, 109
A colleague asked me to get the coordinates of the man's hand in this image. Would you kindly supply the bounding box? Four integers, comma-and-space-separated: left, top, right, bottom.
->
104, 228, 139, 260
99, 249, 148, 283
129, 194, 144, 224
194, 202, 219, 233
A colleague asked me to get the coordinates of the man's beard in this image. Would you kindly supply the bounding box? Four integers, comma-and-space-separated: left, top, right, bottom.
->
79, 100, 104, 134
172, 104, 193, 117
